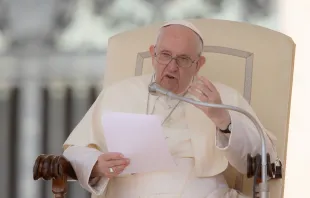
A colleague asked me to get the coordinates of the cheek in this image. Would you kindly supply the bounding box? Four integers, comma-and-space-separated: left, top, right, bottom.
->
181, 68, 195, 77
154, 63, 166, 75
179, 70, 193, 84
152, 60, 156, 69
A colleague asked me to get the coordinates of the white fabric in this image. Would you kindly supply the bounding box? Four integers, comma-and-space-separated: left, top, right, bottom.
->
64, 146, 247, 198
161, 20, 203, 43
64, 146, 109, 195
63, 74, 277, 198
63, 93, 245, 198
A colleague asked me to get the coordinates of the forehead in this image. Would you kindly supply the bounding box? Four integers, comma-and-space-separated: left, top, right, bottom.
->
156, 25, 199, 55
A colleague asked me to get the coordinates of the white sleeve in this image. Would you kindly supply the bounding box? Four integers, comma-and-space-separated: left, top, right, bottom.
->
215, 95, 277, 174
63, 146, 109, 195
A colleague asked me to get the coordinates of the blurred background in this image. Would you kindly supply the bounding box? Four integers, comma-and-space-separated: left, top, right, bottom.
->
0, 0, 308, 198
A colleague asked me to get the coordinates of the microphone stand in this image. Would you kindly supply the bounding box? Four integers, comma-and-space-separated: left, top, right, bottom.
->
149, 83, 269, 198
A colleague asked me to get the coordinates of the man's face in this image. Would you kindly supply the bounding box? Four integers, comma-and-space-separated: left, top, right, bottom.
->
149, 25, 205, 94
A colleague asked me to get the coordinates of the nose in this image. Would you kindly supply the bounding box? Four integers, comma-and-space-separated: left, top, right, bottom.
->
167, 59, 178, 72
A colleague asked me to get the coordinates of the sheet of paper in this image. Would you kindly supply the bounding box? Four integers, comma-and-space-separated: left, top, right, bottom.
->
101, 111, 176, 175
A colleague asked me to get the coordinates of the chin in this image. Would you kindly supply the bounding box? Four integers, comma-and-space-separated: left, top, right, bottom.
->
157, 79, 179, 93
165, 85, 179, 94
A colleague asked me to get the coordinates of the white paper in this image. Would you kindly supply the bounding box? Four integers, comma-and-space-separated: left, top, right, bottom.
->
101, 111, 176, 175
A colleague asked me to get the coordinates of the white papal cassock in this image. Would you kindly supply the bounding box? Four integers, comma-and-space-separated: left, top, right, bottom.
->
63, 74, 278, 198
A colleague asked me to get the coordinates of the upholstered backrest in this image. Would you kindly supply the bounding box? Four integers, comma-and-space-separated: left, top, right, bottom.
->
103, 18, 295, 197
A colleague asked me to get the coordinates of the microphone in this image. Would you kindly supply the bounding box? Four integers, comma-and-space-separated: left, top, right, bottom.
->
148, 82, 270, 198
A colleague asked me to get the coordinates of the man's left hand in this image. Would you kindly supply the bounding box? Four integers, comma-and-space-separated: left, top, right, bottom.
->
188, 76, 231, 130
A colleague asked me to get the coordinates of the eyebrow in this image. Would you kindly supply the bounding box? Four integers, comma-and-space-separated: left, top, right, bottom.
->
157, 49, 191, 58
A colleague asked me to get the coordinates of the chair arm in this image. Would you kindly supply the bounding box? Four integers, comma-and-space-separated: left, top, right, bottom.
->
33, 154, 77, 198
247, 153, 283, 181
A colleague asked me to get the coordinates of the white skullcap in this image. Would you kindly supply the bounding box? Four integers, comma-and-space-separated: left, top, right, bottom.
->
160, 20, 204, 44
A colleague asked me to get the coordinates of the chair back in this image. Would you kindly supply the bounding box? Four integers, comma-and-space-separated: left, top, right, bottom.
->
104, 18, 295, 197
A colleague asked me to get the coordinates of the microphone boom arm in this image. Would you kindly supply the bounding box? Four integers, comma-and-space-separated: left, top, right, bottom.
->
150, 83, 269, 198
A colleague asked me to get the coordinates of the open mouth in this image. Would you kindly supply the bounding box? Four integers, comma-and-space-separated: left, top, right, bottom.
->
165, 74, 176, 79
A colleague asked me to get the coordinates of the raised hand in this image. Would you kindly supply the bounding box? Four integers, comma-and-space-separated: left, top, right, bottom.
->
188, 76, 231, 130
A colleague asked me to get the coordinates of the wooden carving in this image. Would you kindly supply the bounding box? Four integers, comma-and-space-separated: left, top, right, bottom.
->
33, 154, 77, 198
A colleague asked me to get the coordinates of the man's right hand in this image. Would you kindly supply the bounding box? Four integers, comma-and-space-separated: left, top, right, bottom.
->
92, 152, 130, 179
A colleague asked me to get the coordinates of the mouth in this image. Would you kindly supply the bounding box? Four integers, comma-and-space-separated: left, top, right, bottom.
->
165, 74, 176, 79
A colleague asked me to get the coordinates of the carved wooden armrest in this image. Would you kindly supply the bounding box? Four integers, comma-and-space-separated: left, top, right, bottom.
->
33, 154, 77, 198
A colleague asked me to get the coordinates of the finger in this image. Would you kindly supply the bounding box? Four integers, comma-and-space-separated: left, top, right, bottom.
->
188, 87, 208, 101
112, 164, 127, 173
103, 167, 117, 178
195, 76, 215, 91
191, 83, 212, 96
104, 172, 115, 178
101, 152, 125, 160
107, 158, 130, 167
198, 76, 217, 92
104, 165, 127, 177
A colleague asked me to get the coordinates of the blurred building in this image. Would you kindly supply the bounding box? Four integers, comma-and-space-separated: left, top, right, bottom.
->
0, 0, 278, 198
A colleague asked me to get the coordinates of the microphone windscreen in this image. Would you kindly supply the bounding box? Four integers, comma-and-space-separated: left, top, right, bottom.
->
148, 82, 159, 95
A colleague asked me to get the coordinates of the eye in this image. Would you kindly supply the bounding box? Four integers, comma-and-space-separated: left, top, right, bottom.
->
178, 56, 191, 62
159, 52, 172, 60
161, 52, 171, 56
180, 57, 189, 60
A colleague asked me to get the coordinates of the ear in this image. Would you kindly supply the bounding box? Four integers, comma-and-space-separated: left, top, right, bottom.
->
149, 45, 155, 58
195, 55, 206, 73
149, 45, 155, 63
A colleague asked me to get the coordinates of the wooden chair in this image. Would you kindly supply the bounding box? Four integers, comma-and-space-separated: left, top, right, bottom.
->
33, 18, 295, 198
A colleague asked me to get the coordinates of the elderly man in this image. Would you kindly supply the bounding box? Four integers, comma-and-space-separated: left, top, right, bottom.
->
63, 20, 277, 198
